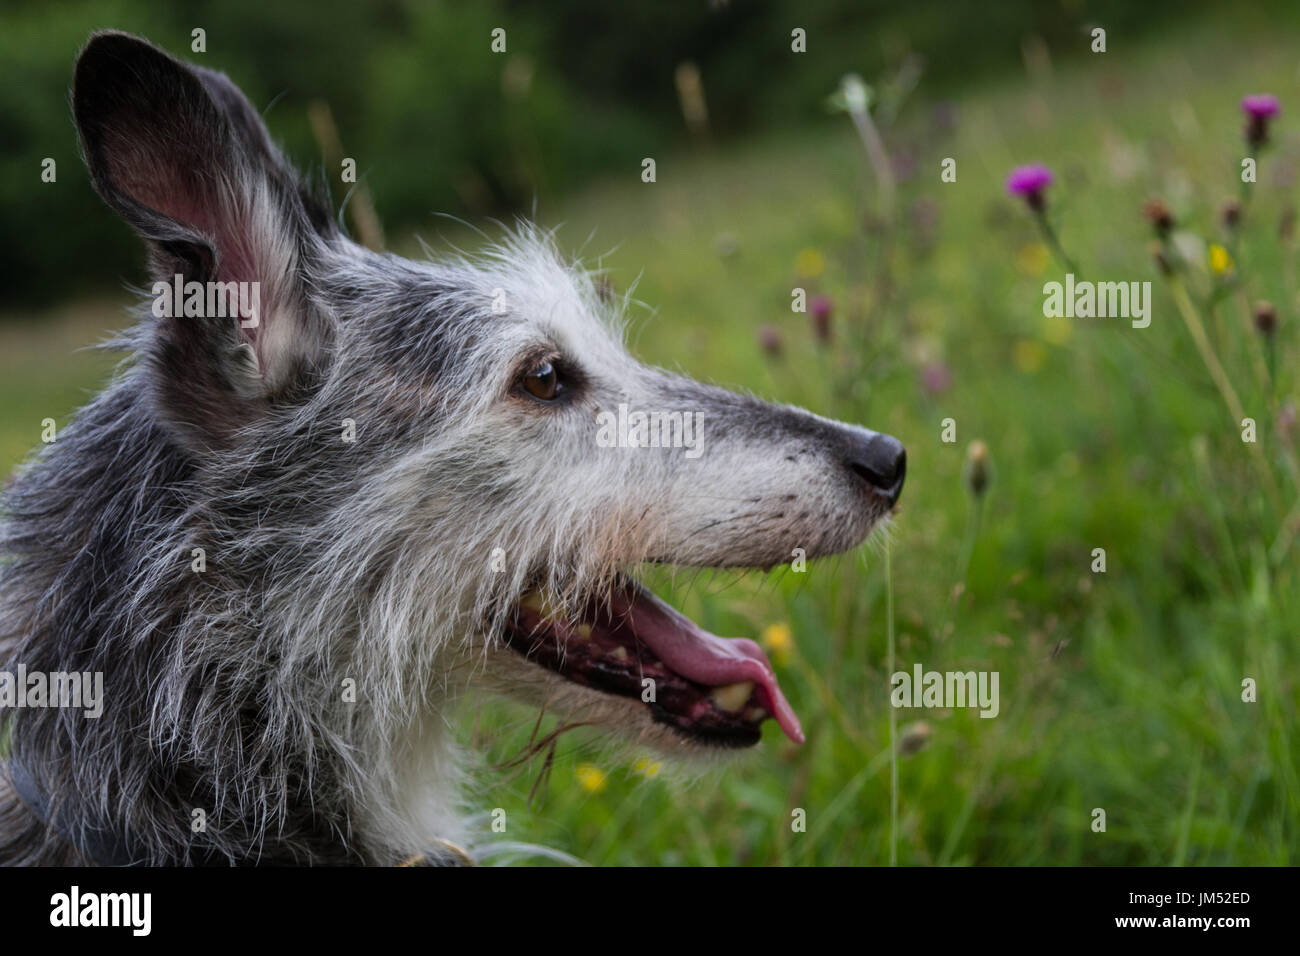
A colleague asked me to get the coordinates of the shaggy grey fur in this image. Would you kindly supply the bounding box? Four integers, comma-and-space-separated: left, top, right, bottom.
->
0, 32, 904, 866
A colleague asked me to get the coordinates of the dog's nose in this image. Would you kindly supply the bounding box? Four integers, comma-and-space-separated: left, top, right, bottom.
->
846, 432, 906, 506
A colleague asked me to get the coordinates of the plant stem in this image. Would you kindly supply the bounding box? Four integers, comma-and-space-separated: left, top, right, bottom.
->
849, 105, 895, 223
959, 495, 984, 587
1233, 288, 1273, 394
1035, 210, 1079, 278
1169, 277, 1283, 512
885, 538, 897, 867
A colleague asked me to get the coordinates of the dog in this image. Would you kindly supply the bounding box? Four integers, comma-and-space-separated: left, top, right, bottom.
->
0, 32, 905, 866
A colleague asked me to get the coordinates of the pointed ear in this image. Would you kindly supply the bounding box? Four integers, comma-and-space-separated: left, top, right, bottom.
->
73, 31, 336, 448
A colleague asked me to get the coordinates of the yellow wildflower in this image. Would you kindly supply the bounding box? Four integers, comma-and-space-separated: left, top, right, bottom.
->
1042, 312, 1072, 345
575, 763, 607, 794
1208, 243, 1234, 276
760, 622, 794, 666
1013, 339, 1046, 373
795, 248, 825, 279
1016, 242, 1050, 276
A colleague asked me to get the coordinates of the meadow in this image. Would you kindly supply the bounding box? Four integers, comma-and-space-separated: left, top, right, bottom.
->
2, 17, 1297, 865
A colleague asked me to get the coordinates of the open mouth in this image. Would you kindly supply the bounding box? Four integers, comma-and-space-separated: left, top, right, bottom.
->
502, 580, 803, 748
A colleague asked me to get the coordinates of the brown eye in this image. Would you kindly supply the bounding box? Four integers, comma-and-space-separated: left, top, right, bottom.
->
522, 360, 560, 401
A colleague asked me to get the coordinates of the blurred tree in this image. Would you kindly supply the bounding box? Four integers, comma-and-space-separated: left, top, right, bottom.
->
0, 0, 1240, 306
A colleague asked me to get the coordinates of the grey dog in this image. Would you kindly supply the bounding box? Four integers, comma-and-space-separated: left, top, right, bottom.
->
0, 32, 905, 866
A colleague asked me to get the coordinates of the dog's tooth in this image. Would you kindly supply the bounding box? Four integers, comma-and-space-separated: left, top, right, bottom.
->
609, 646, 630, 661
520, 589, 564, 622
574, 623, 592, 640
744, 707, 766, 723
710, 681, 754, 713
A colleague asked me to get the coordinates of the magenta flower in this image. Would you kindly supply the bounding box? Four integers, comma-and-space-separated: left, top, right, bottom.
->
1280, 401, 1297, 446
1242, 94, 1280, 118
1006, 163, 1078, 273
921, 361, 952, 396
809, 294, 833, 342
1005, 164, 1054, 211
757, 324, 783, 357
1242, 94, 1280, 149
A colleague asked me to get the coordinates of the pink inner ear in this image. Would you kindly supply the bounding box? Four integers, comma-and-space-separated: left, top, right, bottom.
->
104, 124, 217, 232
107, 147, 267, 346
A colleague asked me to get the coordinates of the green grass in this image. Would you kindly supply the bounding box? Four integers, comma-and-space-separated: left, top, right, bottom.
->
3, 17, 1298, 865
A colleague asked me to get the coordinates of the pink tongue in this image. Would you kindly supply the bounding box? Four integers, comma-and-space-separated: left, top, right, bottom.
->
612, 588, 804, 745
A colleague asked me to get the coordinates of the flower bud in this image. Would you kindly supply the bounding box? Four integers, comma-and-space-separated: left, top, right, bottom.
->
1141, 198, 1174, 238
899, 721, 932, 756
964, 440, 991, 498
1254, 301, 1277, 337
1221, 199, 1242, 230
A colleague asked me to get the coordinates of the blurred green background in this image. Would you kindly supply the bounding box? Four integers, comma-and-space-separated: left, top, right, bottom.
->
0, 0, 1231, 305
2, 0, 1298, 864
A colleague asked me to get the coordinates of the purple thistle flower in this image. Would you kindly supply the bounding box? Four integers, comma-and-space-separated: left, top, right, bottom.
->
921, 361, 952, 396
809, 294, 833, 342
1279, 401, 1297, 446
1242, 94, 1280, 149
1006, 164, 1054, 212
1242, 94, 1280, 119
758, 324, 783, 357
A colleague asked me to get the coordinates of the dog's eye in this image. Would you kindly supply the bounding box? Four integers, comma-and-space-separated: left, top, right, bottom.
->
522, 361, 560, 401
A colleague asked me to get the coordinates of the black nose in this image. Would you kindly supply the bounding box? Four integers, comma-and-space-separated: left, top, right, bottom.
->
847, 432, 906, 506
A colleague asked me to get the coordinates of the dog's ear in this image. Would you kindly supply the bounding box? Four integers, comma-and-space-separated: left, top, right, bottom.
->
73, 31, 335, 450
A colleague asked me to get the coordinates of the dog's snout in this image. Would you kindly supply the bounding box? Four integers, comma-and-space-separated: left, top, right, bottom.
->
846, 432, 906, 506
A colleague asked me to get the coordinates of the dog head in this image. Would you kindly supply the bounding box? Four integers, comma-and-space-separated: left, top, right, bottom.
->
72, 32, 905, 766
